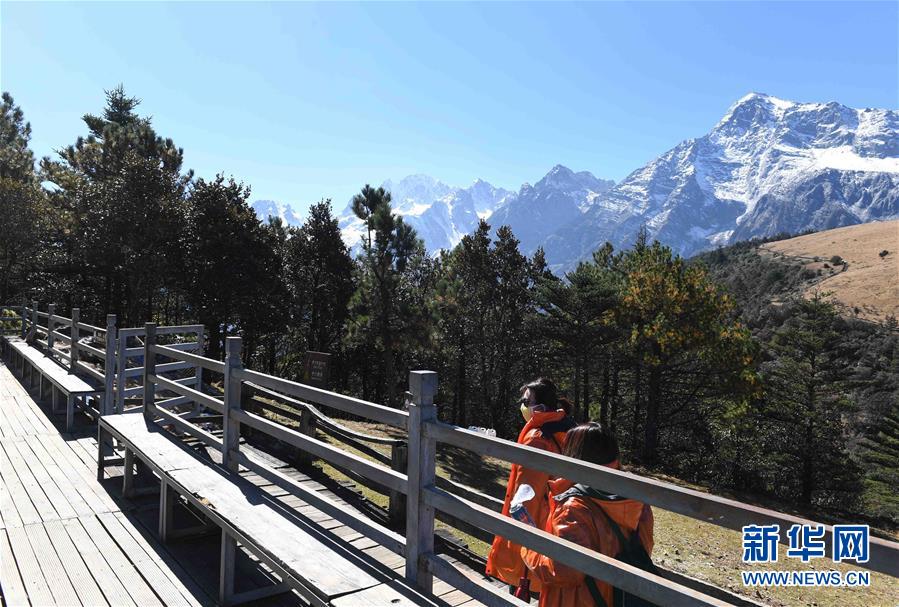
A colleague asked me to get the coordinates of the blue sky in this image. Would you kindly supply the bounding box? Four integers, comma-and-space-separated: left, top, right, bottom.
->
3, 1, 897, 215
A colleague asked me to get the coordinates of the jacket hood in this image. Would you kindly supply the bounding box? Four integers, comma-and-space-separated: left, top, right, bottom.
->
517, 408, 571, 443
549, 478, 645, 531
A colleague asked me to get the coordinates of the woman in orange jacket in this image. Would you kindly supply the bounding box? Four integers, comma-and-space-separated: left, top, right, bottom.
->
522, 422, 654, 607
486, 378, 576, 595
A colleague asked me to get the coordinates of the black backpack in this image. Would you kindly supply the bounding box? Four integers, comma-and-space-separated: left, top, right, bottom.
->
556, 484, 658, 607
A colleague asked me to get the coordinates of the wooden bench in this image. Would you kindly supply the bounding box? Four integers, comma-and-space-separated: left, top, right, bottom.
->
3, 337, 104, 431
98, 412, 435, 607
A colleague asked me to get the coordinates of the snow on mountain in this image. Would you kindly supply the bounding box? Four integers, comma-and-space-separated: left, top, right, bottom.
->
251, 200, 303, 226
337, 174, 515, 252
541, 93, 899, 272
488, 165, 615, 253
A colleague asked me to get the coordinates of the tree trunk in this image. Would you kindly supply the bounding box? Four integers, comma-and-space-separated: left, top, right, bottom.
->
631, 357, 643, 452
583, 354, 591, 423
643, 364, 662, 465
600, 352, 611, 427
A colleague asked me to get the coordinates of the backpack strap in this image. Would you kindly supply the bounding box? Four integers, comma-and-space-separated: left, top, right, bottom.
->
585, 576, 609, 607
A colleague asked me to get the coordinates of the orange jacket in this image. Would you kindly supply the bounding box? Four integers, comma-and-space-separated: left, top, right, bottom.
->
485, 409, 575, 592
522, 478, 654, 607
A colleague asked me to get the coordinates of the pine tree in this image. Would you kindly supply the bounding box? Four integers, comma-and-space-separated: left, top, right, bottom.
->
859, 396, 899, 522
181, 175, 283, 360
762, 293, 860, 507
615, 236, 759, 465
0, 93, 48, 302
40, 86, 190, 320
349, 185, 422, 407
283, 201, 355, 376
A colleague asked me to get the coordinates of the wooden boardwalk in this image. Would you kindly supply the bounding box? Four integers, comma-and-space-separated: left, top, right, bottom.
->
0, 357, 490, 606
0, 358, 207, 606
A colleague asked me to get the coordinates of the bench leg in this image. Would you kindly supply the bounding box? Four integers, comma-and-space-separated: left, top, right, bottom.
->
123, 449, 135, 498
66, 394, 75, 432
220, 530, 237, 606
51, 387, 60, 413
219, 530, 289, 606
160, 480, 174, 543
97, 426, 110, 481
39, 375, 44, 402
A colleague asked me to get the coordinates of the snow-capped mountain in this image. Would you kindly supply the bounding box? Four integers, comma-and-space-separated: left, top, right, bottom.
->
338, 175, 515, 252
251, 200, 303, 226
489, 165, 614, 254
541, 93, 899, 271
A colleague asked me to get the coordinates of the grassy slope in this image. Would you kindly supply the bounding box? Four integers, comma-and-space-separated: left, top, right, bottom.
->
762, 220, 899, 322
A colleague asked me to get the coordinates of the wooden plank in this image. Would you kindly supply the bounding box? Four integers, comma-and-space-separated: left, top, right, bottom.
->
39, 436, 118, 513
99, 512, 208, 607
331, 581, 442, 607
0, 440, 57, 523
0, 529, 30, 606
23, 522, 81, 605
80, 515, 168, 607
62, 517, 138, 607
0, 441, 32, 527
0, 396, 27, 438
43, 519, 110, 606
25, 436, 95, 517
6, 525, 54, 605
9, 437, 78, 521
167, 464, 381, 601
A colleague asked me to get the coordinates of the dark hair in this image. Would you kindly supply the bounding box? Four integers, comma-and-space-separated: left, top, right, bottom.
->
563, 422, 619, 465
520, 378, 558, 409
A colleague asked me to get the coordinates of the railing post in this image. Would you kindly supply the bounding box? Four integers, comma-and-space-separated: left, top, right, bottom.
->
69, 308, 80, 374
116, 329, 127, 414
193, 326, 205, 416
143, 323, 157, 420
47, 303, 56, 351
405, 370, 438, 592
297, 407, 316, 469
389, 441, 409, 528
30, 300, 37, 344
104, 315, 116, 415
20, 299, 27, 339
222, 336, 243, 473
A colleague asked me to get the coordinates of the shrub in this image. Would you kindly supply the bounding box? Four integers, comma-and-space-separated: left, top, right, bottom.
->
830, 255, 843, 265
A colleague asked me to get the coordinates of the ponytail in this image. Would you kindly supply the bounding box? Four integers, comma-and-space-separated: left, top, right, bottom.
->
557, 396, 573, 416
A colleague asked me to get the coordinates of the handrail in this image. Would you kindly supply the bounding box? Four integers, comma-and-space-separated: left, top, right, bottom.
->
247, 382, 405, 446
234, 367, 408, 429
425, 486, 729, 607
76, 341, 106, 359
149, 343, 224, 373
232, 407, 407, 494
75, 321, 107, 334
423, 421, 899, 578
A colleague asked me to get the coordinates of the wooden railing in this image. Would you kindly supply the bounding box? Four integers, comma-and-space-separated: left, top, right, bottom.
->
115, 323, 204, 415
136, 323, 899, 607
9, 302, 206, 420
14, 301, 117, 414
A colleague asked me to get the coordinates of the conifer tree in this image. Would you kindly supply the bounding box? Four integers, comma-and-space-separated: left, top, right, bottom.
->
349, 185, 422, 407
0, 93, 47, 302
762, 293, 860, 507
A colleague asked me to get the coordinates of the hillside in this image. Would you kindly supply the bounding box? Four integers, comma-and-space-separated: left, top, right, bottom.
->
760, 220, 899, 322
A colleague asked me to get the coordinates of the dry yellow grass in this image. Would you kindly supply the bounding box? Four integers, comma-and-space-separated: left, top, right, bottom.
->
762, 220, 899, 321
